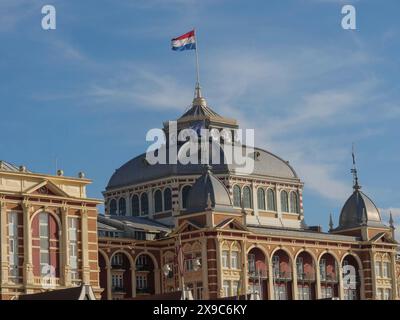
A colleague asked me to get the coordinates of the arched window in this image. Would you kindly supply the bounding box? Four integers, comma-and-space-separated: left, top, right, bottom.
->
118, 198, 126, 216
109, 199, 117, 215
290, 191, 300, 213
140, 193, 149, 216
154, 190, 163, 213
131, 194, 139, 216
281, 190, 289, 212
233, 185, 241, 207
243, 186, 252, 209
267, 189, 276, 211
257, 188, 265, 210
181, 185, 191, 209
164, 188, 172, 211
32, 212, 60, 277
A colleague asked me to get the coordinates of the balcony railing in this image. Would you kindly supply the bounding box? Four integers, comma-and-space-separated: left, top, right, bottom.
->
112, 286, 126, 293
135, 264, 151, 271
248, 269, 268, 279
136, 287, 151, 294
297, 272, 316, 282
273, 271, 292, 281
320, 273, 339, 283
33, 276, 60, 286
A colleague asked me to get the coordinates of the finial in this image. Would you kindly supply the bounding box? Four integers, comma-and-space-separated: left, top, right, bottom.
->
351, 143, 361, 191
389, 211, 395, 229
195, 82, 202, 99
206, 192, 212, 209
329, 213, 334, 231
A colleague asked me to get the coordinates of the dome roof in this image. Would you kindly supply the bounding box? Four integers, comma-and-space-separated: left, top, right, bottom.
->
106, 144, 298, 190
185, 166, 234, 214
338, 189, 385, 229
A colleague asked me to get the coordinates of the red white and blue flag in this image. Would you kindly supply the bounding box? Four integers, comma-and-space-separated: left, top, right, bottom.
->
171, 30, 196, 51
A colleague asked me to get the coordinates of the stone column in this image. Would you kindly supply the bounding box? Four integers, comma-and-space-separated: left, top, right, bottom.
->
276, 186, 282, 219
80, 208, 90, 284
251, 182, 258, 217
201, 237, 209, 299
391, 253, 398, 300
268, 259, 274, 300
315, 259, 322, 299
155, 267, 161, 294
61, 206, 70, 286
22, 202, 34, 288
0, 200, 9, 285
338, 265, 345, 300
148, 189, 154, 219
106, 265, 112, 300
292, 260, 298, 300
131, 267, 136, 298
241, 240, 248, 297
215, 238, 223, 298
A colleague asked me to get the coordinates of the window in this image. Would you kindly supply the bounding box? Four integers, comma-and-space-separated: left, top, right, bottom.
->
222, 251, 229, 268
383, 289, 391, 300
140, 193, 149, 216
223, 280, 230, 297
233, 185, 241, 207
376, 288, 383, 300
154, 190, 163, 213
196, 282, 203, 300
118, 197, 126, 215
280, 191, 289, 212
181, 185, 191, 209
257, 188, 265, 210
232, 281, 239, 296
382, 262, 390, 278
290, 191, 300, 213
112, 274, 123, 290
375, 261, 382, 277
267, 189, 276, 211
68, 217, 79, 280
131, 195, 140, 216
321, 286, 333, 299
298, 285, 311, 300
136, 255, 148, 268
296, 257, 304, 280
242, 186, 252, 208
274, 284, 287, 300
8, 212, 19, 280
319, 259, 326, 281
231, 251, 239, 269
272, 256, 280, 277
109, 199, 117, 215
136, 275, 148, 289
248, 254, 256, 274
112, 253, 124, 267
164, 188, 172, 211
39, 213, 50, 276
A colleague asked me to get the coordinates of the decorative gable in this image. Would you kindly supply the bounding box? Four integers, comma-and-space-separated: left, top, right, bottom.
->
24, 180, 70, 198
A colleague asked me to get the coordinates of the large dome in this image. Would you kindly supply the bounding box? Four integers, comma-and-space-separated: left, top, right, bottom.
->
106, 143, 298, 190
338, 189, 384, 229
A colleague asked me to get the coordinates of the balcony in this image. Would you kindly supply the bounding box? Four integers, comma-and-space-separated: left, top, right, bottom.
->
33, 276, 60, 287
273, 271, 292, 281
297, 272, 316, 282
136, 287, 151, 294
248, 269, 268, 279
112, 286, 126, 293
320, 273, 338, 283
135, 264, 151, 272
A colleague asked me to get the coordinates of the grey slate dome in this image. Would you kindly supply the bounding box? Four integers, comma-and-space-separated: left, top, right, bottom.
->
185, 166, 234, 214
338, 189, 384, 229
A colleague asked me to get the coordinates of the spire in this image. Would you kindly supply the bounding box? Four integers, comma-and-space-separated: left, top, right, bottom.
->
329, 213, 334, 231
389, 211, 395, 229
351, 143, 361, 191
192, 82, 207, 107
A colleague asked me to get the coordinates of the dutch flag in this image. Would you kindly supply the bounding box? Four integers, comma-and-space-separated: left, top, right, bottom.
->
171, 30, 196, 51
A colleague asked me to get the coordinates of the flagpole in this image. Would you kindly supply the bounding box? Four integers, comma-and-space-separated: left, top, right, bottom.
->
194, 28, 201, 97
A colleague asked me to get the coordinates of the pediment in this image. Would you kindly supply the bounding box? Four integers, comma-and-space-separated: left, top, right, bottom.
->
24, 180, 70, 197
215, 218, 249, 232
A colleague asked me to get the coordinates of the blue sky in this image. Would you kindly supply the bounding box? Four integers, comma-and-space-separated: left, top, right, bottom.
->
1, 0, 399, 234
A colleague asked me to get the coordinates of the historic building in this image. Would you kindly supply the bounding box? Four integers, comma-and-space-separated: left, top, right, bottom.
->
98, 87, 400, 300
0, 161, 102, 299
